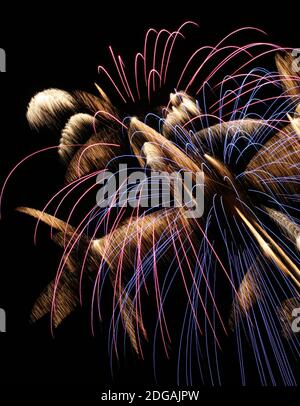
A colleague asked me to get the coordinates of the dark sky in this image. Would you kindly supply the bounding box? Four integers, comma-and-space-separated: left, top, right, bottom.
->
0, 1, 299, 398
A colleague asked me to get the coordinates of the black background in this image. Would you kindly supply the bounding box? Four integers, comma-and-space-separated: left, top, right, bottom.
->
0, 1, 299, 398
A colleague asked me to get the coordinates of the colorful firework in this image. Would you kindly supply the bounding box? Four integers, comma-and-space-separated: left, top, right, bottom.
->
2, 22, 300, 385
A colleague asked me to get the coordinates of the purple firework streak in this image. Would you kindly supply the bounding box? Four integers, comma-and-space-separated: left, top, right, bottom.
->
1, 22, 300, 385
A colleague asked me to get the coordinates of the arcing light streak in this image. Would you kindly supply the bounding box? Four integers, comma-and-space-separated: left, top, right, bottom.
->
2, 23, 300, 385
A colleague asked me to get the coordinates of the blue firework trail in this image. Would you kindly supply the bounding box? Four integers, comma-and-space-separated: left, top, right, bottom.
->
1, 22, 300, 385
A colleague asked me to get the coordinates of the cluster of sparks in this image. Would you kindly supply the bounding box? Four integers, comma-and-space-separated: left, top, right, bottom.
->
1, 22, 300, 385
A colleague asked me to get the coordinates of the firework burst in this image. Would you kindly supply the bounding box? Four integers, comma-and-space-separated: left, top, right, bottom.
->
2, 22, 300, 385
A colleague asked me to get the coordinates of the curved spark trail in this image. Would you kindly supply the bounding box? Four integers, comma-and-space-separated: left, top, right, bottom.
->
2, 22, 300, 385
